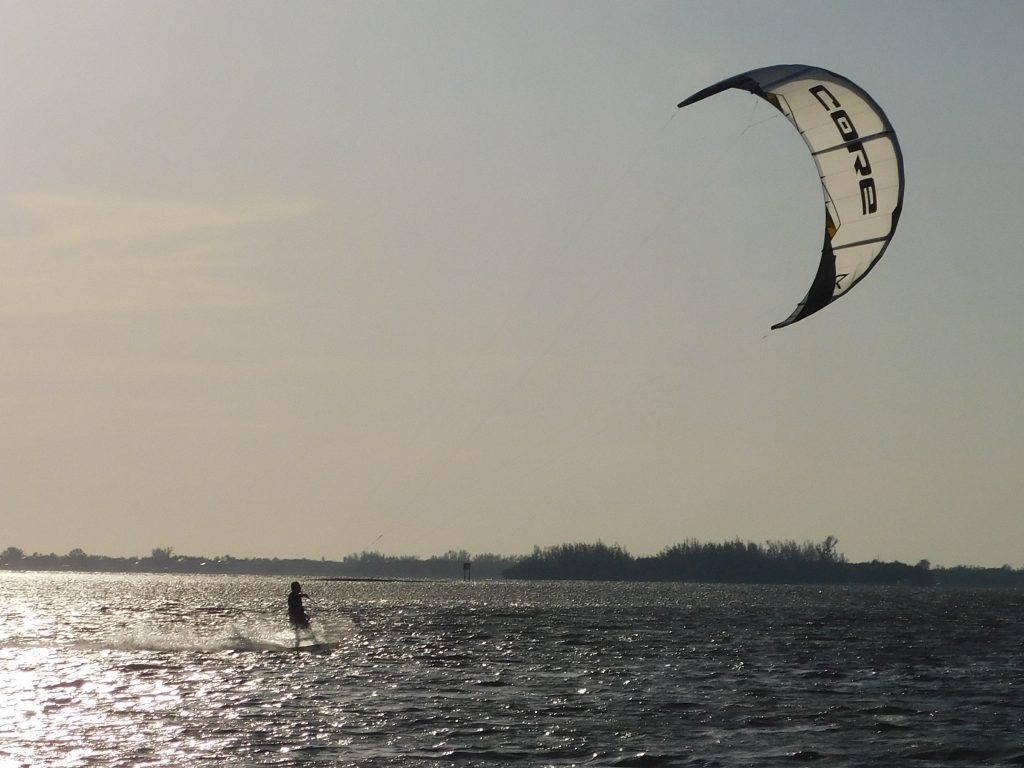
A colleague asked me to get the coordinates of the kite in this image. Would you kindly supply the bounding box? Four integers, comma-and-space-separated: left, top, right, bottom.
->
679, 65, 905, 329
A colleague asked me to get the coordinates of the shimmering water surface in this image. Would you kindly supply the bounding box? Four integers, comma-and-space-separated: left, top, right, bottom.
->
1, 573, 1022, 767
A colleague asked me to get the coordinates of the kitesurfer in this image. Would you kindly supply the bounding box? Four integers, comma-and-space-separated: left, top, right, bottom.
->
287, 581, 311, 646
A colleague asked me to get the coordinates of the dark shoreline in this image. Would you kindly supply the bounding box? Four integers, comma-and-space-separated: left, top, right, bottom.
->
3, 540, 1022, 589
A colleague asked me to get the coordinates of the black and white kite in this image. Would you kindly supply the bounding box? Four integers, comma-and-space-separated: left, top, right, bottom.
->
679, 65, 905, 329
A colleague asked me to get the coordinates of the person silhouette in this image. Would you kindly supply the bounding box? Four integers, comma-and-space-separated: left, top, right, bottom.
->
287, 581, 311, 647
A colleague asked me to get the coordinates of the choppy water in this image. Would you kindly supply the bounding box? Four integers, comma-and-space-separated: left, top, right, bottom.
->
1, 573, 1022, 767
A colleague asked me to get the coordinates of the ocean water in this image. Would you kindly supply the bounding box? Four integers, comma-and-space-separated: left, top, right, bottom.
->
1, 573, 1022, 767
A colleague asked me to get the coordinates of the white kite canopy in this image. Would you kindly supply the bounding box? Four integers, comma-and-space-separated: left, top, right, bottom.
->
679, 65, 905, 329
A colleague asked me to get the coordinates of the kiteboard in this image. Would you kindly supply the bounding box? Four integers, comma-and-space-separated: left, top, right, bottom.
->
293, 640, 338, 654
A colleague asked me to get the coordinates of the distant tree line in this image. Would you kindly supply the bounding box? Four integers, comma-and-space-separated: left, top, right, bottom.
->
3, 540, 1023, 588
0, 546, 516, 580
502, 538, 941, 586
930, 564, 1024, 589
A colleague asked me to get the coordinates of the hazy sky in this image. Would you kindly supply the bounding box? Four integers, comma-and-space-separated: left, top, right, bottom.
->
3, 1, 1022, 567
